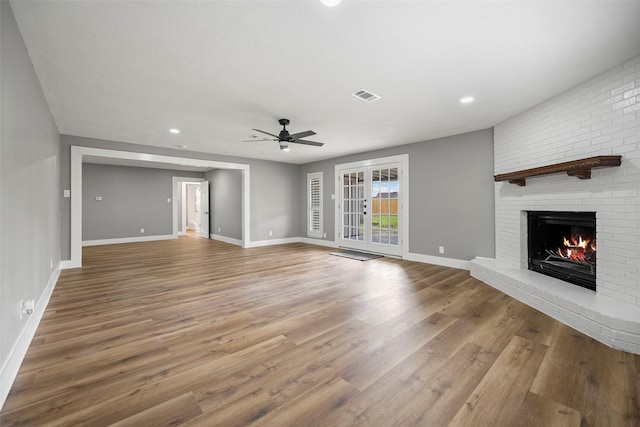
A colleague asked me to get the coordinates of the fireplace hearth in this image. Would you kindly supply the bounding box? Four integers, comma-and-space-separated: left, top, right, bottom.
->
528, 211, 596, 291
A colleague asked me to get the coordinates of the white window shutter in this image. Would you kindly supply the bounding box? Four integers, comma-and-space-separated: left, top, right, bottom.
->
307, 172, 323, 238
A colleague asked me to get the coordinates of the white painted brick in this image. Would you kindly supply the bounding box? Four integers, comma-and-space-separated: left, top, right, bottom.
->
624, 88, 640, 99
494, 55, 640, 309
602, 94, 623, 106
624, 103, 640, 114
611, 82, 635, 96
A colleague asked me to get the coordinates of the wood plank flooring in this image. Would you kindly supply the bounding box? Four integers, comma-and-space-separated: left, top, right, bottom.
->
1, 235, 638, 426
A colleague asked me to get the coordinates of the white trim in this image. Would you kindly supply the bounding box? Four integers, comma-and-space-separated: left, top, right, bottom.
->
83, 235, 177, 247
211, 234, 243, 246
69, 147, 82, 268
241, 168, 250, 248
334, 154, 409, 258
0, 266, 60, 409
334, 154, 410, 171
405, 252, 470, 270
69, 146, 251, 267
60, 260, 77, 270
245, 237, 301, 248
300, 237, 339, 248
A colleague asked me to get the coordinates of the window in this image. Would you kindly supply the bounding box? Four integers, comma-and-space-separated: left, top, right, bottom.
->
307, 172, 323, 238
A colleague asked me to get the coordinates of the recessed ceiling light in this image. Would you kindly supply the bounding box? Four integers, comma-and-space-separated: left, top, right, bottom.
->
320, 0, 342, 6
169, 128, 180, 134
460, 97, 474, 104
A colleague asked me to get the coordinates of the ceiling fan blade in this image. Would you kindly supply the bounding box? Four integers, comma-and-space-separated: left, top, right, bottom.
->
291, 139, 324, 147
288, 130, 316, 140
252, 128, 280, 139
242, 138, 274, 143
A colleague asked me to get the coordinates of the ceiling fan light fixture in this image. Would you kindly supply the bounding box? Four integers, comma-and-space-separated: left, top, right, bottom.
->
320, 0, 342, 6
280, 143, 290, 152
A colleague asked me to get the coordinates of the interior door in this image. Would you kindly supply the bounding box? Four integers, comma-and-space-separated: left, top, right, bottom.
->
198, 181, 210, 238
338, 163, 402, 256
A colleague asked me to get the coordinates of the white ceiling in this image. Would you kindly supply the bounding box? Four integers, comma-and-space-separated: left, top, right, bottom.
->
10, 0, 640, 165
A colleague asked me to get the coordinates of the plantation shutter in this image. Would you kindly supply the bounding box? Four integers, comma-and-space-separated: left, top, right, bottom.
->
308, 172, 323, 238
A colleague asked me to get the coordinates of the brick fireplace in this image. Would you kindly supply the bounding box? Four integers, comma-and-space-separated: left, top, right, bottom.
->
471, 55, 640, 354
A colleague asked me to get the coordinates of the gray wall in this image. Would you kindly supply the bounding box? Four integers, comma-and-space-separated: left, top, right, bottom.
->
83, 164, 203, 241
299, 129, 495, 261
207, 169, 242, 240
1, 1, 60, 391
60, 134, 301, 258
249, 161, 300, 241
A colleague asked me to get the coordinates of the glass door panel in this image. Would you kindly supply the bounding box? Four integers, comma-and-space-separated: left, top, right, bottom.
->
342, 171, 366, 244
370, 166, 399, 252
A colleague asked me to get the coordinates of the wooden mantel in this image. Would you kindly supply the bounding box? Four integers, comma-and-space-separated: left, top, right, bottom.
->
494, 155, 622, 186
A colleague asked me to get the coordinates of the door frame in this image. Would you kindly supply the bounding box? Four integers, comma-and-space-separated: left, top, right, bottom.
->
67, 146, 250, 268
334, 154, 409, 258
175, 178, 204, 236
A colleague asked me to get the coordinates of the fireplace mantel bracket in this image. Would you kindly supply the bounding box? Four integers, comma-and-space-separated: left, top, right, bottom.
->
494, 155, 622, 186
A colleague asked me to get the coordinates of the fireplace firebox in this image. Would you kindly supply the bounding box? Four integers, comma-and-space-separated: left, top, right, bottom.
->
528, 211, 596, 291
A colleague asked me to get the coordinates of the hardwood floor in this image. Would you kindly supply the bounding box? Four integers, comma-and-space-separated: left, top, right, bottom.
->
1, 236, 638, 426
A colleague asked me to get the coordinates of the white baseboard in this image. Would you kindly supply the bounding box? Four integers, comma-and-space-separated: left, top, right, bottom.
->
245, 237, 301, 248
211, 234, 243, 246
60, 259, 81, 270
82, 234, 176, 247
0, 265, 60, 410
299, 237, 339, 248
405, 252, 470, 270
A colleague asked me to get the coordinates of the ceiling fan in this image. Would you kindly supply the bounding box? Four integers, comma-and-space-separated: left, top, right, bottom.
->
246, 119, 324, 151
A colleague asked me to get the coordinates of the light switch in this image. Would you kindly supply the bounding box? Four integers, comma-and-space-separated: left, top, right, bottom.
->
63, 190, 70, 198
167, 198, 171, 203
95, 196, 103, 201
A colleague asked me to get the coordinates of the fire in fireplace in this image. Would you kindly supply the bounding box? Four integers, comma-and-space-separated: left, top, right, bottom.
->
528, 211, 596, 291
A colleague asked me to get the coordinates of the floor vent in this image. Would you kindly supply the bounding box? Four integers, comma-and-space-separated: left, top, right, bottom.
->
351, 89, 381, 103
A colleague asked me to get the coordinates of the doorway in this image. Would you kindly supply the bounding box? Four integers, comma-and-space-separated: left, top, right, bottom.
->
180, 180, 209, 238
335, 155, 408, 257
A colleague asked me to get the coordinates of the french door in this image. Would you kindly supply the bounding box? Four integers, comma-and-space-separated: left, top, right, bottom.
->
338, 162, 402, 256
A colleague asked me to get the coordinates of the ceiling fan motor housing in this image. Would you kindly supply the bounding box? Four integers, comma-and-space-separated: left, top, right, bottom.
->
279, 119, 290, 140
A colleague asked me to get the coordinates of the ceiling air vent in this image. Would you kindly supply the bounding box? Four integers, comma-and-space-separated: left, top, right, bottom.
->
351, 89, 381, 103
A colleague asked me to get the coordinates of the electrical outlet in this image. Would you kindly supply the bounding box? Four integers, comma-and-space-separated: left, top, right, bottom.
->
218, 226, 221, 233
439, 246, 445, 254
95, 196, 102, 201
269, 230, 273, 237
323, 232, 327, 238
167, 198, 171, 203
140, 228, 145, 234
19, 300, 24, 319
